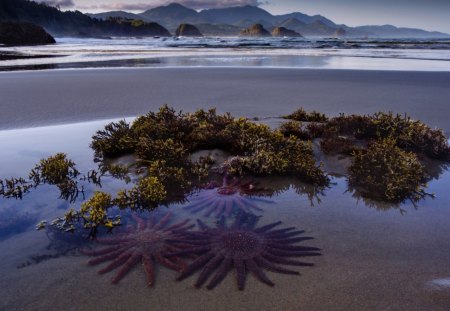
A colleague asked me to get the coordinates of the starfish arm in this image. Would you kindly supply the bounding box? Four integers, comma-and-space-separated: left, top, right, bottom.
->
240, 198, 263, 212
262, 253, 314, 266
195, 255, 224, 288
267, 248, 322, 257
153, 212, 172, 230
203, 202, 219, 217
234, 199, 252, 214
186, 194, 217, 207
206, 257, 232, 290
167, 238, 209, 245
165, 219, 191, 231
217, 216, 227, 229
142, 254, 155, 287
214, 200, 226, 218
170, 256, 187, 272
132, 214, 147, 231
189, 197, 217, 213
225, 200, 233, 217
265, 227, 298, 236
254, 257, 299, 275
87, 248, 128, 265
111, 253, 141, 284
196, 219, 210, 231
255, 221, 283, 233
234, 258, 247, 291
97, 250, 134, 274
177, 252, 215, 281
156, 253, 185, 271
245, 258, 275, 287
271, 237, 315, 244
267, 230, 310, 239
268, 244, 321, 252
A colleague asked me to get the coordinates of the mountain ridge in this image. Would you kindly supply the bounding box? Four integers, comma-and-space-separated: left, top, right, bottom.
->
2, 1, 448, 38
88, 2, 448, 38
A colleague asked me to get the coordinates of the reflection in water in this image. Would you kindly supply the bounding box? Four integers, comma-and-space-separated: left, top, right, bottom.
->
0, 207, 36, 240
172, 213, 321, 290
16, 223, 89, 269
346, 157, 449, 213
183, 176, 274, 218
81, 212, 193, 286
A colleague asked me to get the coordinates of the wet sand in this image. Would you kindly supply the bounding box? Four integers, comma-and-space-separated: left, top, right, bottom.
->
1, 67, 450, 132
0, 121, 450, 311
1, 180, 450, 311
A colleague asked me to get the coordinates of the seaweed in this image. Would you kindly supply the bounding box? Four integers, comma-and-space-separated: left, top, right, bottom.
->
283, 107, 328, 122
348, 138, 430, 203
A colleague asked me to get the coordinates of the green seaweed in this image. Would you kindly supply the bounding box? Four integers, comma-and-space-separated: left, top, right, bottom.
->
348, 138, 429, 203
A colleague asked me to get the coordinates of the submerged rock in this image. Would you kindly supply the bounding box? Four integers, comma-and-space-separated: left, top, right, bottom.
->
175, 24, 203, 37
271, 26, 302, 37
0, 21, 56, 46
239, 24, 271, 37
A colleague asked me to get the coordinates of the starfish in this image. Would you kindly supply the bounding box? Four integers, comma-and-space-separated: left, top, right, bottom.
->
183, 175, 273, 218
81, 212, 192, 286
170, 214, 321, 290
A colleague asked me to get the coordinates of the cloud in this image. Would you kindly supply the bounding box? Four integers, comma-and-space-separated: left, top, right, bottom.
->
78, 0, 263, 12
40, 0, 75, 8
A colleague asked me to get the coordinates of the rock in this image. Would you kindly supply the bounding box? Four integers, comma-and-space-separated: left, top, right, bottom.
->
239, 24, 271, 37
271, 27, 302, 37
334, 27, 347, 37
0, 21, 55, 46
175, 24, 203, 37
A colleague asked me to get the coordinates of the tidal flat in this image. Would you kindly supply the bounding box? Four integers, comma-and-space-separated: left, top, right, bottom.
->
0, 117, 450, 310
0, 68, 450, 132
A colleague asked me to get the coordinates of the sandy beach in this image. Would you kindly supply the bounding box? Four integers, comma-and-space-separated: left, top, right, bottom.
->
1, 66, 450, 310
1, 67, 450, 132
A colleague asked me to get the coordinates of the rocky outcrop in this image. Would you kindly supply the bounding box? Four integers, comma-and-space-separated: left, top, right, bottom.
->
0, 22, 55, 46
175, 24, 203, 37
239, 24, 271, 37
271, 27, 302, 37
334, 27, 347, 37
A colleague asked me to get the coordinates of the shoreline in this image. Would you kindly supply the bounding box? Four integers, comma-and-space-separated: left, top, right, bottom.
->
1, 67, 450, 132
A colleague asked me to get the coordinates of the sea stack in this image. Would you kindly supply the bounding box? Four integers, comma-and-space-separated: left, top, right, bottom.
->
0, 21, 56, 45
175, 24, 203, 37
239, 24, 271, 37
271, 27, 302, 37
334, 27, 347, 37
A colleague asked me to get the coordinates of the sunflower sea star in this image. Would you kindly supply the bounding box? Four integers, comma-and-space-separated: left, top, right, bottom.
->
81, 212, 193, 286
183, 176, 273, 218
170, 214, 321, 290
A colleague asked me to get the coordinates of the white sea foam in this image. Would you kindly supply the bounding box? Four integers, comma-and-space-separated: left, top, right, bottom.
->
1, 37, 450, 71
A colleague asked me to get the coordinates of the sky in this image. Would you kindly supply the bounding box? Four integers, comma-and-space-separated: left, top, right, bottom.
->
44, 0, 450, 33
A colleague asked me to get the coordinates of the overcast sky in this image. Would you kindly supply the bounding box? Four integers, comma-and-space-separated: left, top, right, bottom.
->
46, 0, 450, 33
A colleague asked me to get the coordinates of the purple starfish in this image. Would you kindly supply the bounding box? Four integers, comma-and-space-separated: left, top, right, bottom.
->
183, 176, 273, 218
81, 212, 193, 286
170, 214, 321, 290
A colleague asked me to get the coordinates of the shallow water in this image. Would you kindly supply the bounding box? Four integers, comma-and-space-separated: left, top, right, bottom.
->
0, 120, 450, 310
1, 37, 450, 71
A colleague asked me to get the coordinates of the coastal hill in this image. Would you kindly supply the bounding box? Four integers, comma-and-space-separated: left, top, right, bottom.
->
0, 21, 55, 45
0, 0, 170, 37
89, 2, 450, 38
1, 0, 448, 38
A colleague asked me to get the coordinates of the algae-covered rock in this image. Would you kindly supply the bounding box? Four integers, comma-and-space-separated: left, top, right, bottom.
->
175, 23, 203, 37
0, 21, 55, 45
